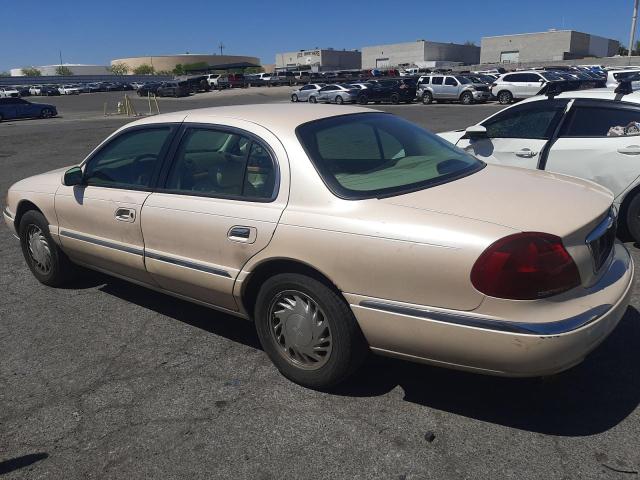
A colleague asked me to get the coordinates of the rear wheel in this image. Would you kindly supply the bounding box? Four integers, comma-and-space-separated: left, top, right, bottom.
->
498, 90, 513, 105
291, 93, 298, 102
255, 273, 368, 390
460, 91, 474, 105
19, 211, 78, 287
625, 192, 640, 243
390, 93, 400, 104
421, 91, 433, 104
309, 95, 318, 104
357, 95, 368, 105
335, 95, 344, 105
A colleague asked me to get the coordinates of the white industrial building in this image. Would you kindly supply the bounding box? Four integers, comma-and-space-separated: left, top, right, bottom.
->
361, 40, 480, 69
10, 64, 111, 76
275, 49, 361, 72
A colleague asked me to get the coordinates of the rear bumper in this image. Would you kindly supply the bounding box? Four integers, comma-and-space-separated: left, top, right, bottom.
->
348, 242, 633, 377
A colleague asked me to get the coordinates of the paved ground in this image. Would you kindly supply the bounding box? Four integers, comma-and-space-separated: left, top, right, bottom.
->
1, 89, 639, 479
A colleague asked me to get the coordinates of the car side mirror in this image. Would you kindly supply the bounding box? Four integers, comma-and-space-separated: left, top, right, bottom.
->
464, 125, 487, 138
63, 166, 84, 186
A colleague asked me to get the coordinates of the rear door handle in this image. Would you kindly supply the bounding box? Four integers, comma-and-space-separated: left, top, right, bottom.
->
617, 145, 640, 155
115, 207, 136, 222
228, 226, 256, 243
515, 148, 538, 158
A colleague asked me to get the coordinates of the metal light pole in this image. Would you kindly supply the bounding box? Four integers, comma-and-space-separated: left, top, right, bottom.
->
630, 0, 639, 57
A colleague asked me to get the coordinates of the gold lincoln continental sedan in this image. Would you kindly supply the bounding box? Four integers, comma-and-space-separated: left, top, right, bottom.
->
3, 105, 634, 389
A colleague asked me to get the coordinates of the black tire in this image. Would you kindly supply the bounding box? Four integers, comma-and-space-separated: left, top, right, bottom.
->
460, 91, 474, 105
498, 90, 513, 105
421, 91, 433, 104
309, 96, 317, 104
18, 210, 77, 287
291, 93, 298, 102
357, 94, 368, 105
255, 273, 368, 390
335, 95, 344, 105
390, 93, 400, 104
626, 192, 640, 243
0, 113, 3, 122
40, 108, 53, 119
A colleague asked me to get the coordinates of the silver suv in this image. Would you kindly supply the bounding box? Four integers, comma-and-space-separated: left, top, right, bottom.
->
417, 75, 491, 105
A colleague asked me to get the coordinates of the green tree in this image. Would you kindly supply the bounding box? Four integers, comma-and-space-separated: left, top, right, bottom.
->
183, 62, 209, 72
21, 67, 42, 76
172, 64, 185, 75
133, 64, 155, 75
108, 62, 129, 75
244, 66, 264, 74
464, 40, 477, 46
619, 44, 629, 56
0, 71, 10, 77
55, 65, 73, 76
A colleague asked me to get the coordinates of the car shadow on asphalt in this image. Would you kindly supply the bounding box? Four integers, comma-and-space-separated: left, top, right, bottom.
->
96, 272, 640, 437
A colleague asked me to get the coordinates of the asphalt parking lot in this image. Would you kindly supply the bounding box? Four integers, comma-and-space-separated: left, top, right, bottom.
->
1, 88, 639, 479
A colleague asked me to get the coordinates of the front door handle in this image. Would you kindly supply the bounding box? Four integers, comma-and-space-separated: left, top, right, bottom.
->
228, 226, 256, 243
115, 207, 136, 222
515, 148, 537, 158
617, 145, 640, 155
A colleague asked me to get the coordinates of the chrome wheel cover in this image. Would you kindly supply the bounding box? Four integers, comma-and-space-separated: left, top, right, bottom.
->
26, 225, 52, 275
268, 290, 332, 370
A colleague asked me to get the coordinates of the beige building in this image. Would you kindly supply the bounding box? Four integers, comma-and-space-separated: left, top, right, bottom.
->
110, 54, 261, 72
275, 49, 361, 71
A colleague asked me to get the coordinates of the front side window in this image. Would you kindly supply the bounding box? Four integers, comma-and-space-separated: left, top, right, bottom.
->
165, 128, 275, 199
482, 101, 567, 139
560, 106, 640, 137
445, 77, 458, 86
84, 127, 172, 188
296, 113, 483, 199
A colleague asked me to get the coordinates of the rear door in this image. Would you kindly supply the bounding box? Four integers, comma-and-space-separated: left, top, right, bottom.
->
430, 76, 444, 98
140, 121, 289, 311
545, 100, 640, 199
455, 99, 569, 169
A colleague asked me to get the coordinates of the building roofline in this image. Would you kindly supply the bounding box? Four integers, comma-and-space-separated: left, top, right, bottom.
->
482, 30, 616, 41
362, 39, 479, 49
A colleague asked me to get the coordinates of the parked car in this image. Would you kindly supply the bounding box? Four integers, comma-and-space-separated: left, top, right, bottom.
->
58, 85, 81, 95
246, 73, 271, 87
227, 74, 248, 88
0, 86, 20, 98
490, 70, 564, 104
417, 75, 491, 105
3, 104, 632, 389
29, 85, 42, 96
206, 74, 229, 89
14, 85, 31, 97
75, 83, 91, 94
86, 83, 104, 93
137, 82, 162, 96
438, 85, 640, 242
605, 68, 640, 89
156, 81, 190, 97
314, 84, 360, 104
40, 85, 61, 96
0, 97, 57, 121
290, 83, 325, 102
269, 71, 296, 86
130, 82, 145, 90
356, 79, 416, 104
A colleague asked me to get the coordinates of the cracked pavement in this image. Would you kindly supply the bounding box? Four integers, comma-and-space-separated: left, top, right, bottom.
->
1, 90, 639, 479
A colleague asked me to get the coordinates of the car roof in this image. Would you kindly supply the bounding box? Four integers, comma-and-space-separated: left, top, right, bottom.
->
516, 87, 640, 105
125, 104, 379, 135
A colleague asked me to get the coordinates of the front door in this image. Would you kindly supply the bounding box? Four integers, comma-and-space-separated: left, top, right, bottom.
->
56, 125, 176, 284
140, 122, 289, 311
442, 76, 459, 99
455, 99, 569, 169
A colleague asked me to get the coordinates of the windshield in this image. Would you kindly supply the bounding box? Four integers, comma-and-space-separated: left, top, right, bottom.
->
541, 72, 563, 81
456, 76, 472, 84
296, 113, 483, 199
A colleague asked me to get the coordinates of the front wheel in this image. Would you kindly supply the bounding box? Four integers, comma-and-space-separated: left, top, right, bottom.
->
291, 93, 298, 102
40, 108, 53, 118
357, 95, 368, 105
255, 273, 368, 390
460, 91, 474, 105
498, 90, 513, 105
390, 93, 400, 104
335, 95, 344, 105
19, 211, 78, 287
309, 96, 317, 104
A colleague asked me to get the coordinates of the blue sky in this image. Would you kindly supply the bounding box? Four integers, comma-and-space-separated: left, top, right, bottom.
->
0, 0, 636, 71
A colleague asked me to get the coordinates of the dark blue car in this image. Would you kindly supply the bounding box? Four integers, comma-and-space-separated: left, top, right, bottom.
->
0, 98, 57, 122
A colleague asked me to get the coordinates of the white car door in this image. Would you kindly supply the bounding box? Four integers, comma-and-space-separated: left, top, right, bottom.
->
455, 99, 569, 169
545, 100, 640, 199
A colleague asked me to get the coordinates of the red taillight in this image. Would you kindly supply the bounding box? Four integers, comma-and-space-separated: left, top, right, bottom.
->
471, 232, 581, 300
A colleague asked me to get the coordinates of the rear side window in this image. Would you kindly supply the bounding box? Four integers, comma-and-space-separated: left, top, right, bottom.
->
482, 101, 568, 139
431, 77, 443, 85
165, 128, 275, 199
560, 106, 640, 137
503, 73, 527, 82
84, 127, 172, 189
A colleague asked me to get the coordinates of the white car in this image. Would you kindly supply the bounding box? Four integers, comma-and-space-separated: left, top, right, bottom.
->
605, 68, 640, 88
0, 86, 20, 98
29, 85, 42, 95
206, 74, 229, 89
438, 86, 640, 241
58, 85, 81, 95
491, 70, 564, 104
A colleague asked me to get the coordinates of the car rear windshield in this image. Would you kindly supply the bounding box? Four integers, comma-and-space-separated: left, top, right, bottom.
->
296, 113, 484, 199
